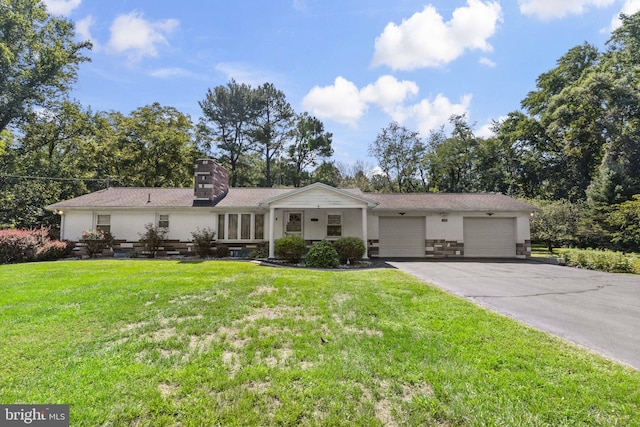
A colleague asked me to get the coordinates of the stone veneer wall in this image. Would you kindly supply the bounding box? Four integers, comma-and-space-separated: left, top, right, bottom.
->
516, 240, 532, 258
71, 240, 267, 258
426, 239, 464, 258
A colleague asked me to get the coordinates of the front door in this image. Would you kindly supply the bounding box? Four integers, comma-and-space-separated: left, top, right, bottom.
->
284, 212, 303, 237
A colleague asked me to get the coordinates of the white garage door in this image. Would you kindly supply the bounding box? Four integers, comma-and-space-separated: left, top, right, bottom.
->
379, 217, 425, 257
464, 217, 516, 258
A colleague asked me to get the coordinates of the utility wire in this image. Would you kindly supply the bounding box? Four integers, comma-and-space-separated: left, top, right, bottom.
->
0, 174, 119, 187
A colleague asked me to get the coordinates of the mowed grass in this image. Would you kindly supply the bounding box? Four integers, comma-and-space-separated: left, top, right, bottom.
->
1, 260, 639, 426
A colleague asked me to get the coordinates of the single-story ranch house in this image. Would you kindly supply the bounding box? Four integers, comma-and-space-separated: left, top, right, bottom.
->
47, 159, 535, 259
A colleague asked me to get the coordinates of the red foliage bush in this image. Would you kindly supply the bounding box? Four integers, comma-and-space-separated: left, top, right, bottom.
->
0, 228, 72, 264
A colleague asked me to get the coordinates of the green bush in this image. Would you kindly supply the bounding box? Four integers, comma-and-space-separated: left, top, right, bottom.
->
80, 229, 115, 258
139, 223, 167, 258
215, 244, 230, 258
191, 227, 216, 258
305, 241, 339, 268
561, 249, 638, 273
333, 237, 366, 264
248, 242, 269, 259
275, 235, 307, 263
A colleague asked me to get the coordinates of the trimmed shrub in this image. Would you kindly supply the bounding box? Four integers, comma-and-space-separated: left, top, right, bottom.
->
191, 227, 216, 258
305, 241, 339, 268
215, 244, 230, 258
139, 223, 167, 258
36, 240, 73, 261
333, 237, 366, 264
561, 249, 638, 273
275, 235, 307, 263
248, 242, 269, 259
0, 228, 71, 264
80, 229, 115, 258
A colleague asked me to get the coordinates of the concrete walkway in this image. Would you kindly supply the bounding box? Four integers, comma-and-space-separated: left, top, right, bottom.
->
389, 260, 640, 370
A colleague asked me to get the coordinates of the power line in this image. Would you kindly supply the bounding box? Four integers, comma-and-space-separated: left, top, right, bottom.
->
0, 174, 118, 187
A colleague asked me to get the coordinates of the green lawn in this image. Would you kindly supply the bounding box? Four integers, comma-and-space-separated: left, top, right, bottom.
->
1, 260, 639, 426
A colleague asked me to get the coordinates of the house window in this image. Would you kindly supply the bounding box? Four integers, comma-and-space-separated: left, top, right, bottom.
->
228, 214, 238, 239
96, 214, 111, 233
327, 214, 342, 237
218, 214, 225, 239
241, 214, 251, 239
158, 214, 169, 229
255, 214, 264, 240
218, 213, 266, 241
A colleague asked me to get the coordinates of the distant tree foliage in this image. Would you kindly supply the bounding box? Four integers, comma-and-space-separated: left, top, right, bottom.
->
0, 0, 91, 133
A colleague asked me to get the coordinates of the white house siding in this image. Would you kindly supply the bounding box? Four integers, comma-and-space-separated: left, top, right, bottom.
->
61, 209, 216, 242
270, 208, 365, 241
60, 211, 94, 241
268, 187, 369, 209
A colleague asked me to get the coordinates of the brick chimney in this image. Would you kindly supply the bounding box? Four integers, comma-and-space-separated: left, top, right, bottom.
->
193, 159, 229, 206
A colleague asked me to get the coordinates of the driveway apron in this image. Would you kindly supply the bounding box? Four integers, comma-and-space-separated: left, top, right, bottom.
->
389, 260, 640, 370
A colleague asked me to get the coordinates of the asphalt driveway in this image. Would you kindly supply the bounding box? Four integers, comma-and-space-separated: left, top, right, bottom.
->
388, 259, 640, 370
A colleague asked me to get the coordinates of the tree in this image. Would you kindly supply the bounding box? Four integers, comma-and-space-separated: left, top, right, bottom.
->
312, 161, 341, 187
586, 13, 640, 204
425, 115, 478, 193
529, 199, 582, 251
0, 0, 91, 133
112, 103, 199, 187
606, 195, 640, 251
368, 122, 424, 193
287, 113, 333, 187
198, 80, 261, 187
253, 83, 295, 187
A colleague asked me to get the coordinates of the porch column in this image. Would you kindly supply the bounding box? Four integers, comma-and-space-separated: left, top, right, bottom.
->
269, 206, 276, 258
362, 207, 369, 259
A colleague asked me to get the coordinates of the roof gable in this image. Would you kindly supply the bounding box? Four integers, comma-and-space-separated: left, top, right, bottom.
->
259, 182, 379, 208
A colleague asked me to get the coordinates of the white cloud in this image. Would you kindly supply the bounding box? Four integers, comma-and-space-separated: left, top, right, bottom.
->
475, 116, 506, 138
302, 77, 367, 126
302, 75, 471, 135
107, 11, 179, 63
76, 15, 98, 49
610, 0, 640, 30
360, 75, 419, 117
150, 67, 198, 79
519, 0, 614, 20
479, 57, 497, 67
405, 94, 473, 136
43, 0, 81, 16
371, 0, 502, 70
214, 62, 280, 87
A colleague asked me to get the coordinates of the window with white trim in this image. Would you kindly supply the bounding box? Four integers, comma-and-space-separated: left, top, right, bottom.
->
255, 214, 264, 240
96, 214, 111, 233
327, 214, 342, 237
158, 214, 169, 229
217, 213, 265, 241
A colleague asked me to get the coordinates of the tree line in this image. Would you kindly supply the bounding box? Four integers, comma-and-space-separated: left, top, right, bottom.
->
1, 1, 640, 250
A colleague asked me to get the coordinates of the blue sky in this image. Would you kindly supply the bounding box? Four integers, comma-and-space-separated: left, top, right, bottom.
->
44, 0, 640, 166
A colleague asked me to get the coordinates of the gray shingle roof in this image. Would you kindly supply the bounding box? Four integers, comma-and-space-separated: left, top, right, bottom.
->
47, 187, 534, 212
365, 193, 534, 212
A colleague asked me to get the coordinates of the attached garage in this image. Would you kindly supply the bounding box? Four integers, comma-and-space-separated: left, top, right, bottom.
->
379, 216, 426, 257
463, 217, 516, 258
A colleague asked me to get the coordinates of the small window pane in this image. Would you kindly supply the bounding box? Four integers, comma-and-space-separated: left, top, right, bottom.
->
241, 214, 251, 239
218, 214, 225, 240
327, 214, 342, 237
228, 214, 238, 239
96, 215, 111, 233
158, 214, 169, 228
255, 214, 264, 240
